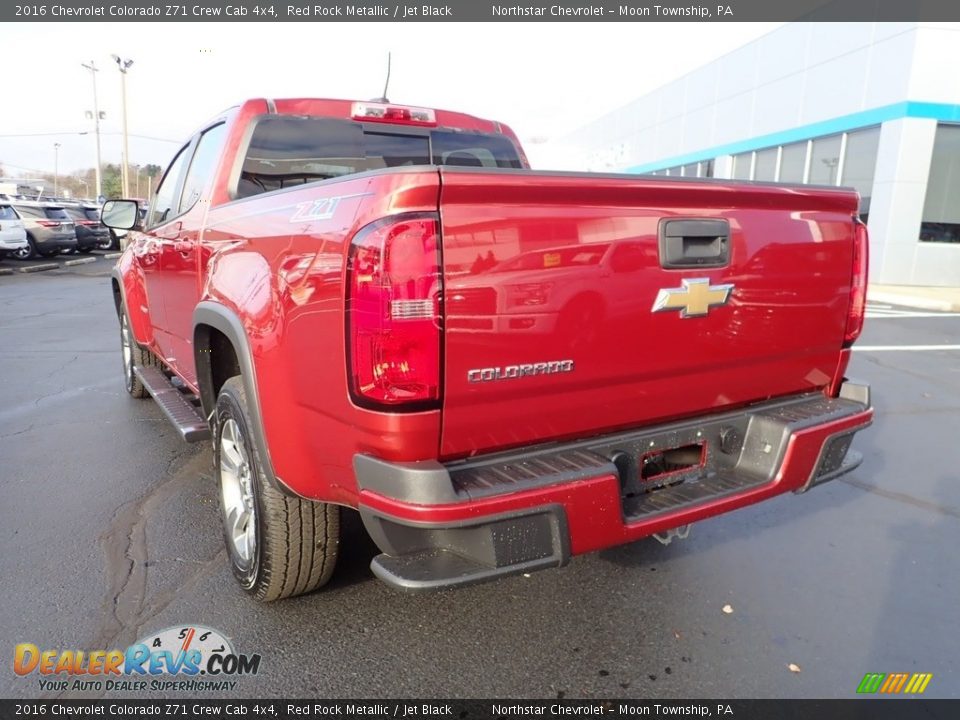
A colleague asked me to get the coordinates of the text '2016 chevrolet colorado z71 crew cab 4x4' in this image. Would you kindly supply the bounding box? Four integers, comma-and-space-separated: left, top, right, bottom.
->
101, 97, 872, 601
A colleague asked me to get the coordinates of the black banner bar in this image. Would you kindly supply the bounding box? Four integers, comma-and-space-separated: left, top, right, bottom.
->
1, 700, 959, 720
5, 0, 960, 23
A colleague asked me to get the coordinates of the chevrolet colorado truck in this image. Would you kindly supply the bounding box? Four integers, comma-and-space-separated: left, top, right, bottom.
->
102, 97, 873, 601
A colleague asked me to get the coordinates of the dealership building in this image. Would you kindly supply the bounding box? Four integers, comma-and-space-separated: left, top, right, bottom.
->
547, 22, 960, 287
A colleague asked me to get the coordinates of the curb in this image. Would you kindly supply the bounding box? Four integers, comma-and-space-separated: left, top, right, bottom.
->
64, 257, 97, 267
17, 263, 59, 274
103, 252, 122, 260
867, 291, 958, 313
0, 268, 13, 276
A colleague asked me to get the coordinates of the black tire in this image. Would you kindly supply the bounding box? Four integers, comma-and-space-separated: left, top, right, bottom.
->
118, 304, 157, 398
215, 377, 340, 601
78, 247, 94, 254
14, 235, 37, 260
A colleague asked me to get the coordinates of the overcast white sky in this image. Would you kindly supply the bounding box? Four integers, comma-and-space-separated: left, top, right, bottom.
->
0, 22, 782, 178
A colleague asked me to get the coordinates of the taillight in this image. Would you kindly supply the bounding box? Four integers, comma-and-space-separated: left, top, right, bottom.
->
37, 220, 59, 228
346, 213, 442, 409
844, 220, 869, 346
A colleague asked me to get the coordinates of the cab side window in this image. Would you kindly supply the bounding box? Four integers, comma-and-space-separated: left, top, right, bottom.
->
179, 124, 227, 214
148, 145, 190, 228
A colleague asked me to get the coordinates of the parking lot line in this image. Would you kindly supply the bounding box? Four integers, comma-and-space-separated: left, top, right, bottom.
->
854, 345, 960, 352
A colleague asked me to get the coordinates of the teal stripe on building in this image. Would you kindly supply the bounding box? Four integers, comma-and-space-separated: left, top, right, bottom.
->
624, 101, 960, 174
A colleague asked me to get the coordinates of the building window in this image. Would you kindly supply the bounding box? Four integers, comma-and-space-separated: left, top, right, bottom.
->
779, 142, 806, 183
732, 153, 752, 180
920, 124, 960, 243
682, 163, 697, 177
753, 148, 777, 182
809, 134, 843, 186
841, 127, 880, 219
701, 159, 714, 178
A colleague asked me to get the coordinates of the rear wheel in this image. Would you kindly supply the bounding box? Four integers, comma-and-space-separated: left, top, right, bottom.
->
14, 236, 36, 260
215, 377, 340, 601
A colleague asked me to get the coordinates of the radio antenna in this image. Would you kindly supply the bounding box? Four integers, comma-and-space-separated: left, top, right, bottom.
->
376, 52, 392, 103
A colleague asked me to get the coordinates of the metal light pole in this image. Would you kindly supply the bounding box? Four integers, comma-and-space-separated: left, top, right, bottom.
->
80, 62, 103, 199
112, 55, 134, 197
53, 143, 61, 196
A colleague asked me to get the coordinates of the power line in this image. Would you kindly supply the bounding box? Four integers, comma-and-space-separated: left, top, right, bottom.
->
0, 131, 88, 138
106, 131, 180, 144
1, 161, 51, 174
0, 130, 179, 143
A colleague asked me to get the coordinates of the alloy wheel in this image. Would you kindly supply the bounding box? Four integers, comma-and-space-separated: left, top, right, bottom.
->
219, 418, 257, 571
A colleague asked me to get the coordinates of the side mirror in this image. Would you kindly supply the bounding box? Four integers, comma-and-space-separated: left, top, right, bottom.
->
101, 199, 140, 230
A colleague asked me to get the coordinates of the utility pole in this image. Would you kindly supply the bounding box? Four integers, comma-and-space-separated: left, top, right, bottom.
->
112, 55, 134, 197
81, 61, 103, 199
53, 143, 61, 196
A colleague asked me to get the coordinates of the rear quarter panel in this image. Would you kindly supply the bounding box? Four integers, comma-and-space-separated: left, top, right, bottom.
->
199, 169, 442, 504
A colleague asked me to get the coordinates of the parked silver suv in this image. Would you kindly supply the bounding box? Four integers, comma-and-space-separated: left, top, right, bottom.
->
10, 202, 77, 259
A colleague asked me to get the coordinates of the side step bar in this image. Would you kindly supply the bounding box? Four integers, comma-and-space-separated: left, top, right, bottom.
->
134, 365, 210, 443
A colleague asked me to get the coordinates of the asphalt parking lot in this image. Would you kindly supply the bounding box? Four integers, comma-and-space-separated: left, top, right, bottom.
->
1, 259, 958, 700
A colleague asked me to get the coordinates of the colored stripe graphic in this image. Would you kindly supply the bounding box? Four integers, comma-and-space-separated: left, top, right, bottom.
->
906, 673, 934, 694
858, 672, 932, 694
857, 673, 885, 693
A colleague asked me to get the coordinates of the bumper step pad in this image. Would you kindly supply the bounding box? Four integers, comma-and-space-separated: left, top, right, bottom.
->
134, 365, 210, 442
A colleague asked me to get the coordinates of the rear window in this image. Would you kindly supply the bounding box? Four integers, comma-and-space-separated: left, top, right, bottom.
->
44, 207, 70, 221
64, 207, 100, 222
0, 205, 17, 220
237, 115, 523, 199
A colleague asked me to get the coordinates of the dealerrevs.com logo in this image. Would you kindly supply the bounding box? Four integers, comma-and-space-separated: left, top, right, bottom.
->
14, 625, 261, 693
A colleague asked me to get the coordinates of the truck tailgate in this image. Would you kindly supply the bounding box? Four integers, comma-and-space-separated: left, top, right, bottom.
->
437, 169, 860, 460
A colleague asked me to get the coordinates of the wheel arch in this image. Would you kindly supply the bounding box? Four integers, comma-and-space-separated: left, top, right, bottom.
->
193, 301, 298, 498
111, 266, 155, 346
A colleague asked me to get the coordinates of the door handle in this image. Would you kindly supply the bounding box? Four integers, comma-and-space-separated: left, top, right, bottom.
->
658, 219, 730, 269
173, 240, 194, 253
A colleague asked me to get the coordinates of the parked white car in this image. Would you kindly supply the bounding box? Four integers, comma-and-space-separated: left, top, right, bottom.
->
0, 203, 28, 258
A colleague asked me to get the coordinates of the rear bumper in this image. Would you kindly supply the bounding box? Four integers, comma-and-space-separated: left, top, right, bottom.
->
35, 234, 77, 251
356, 382, 873, 591
76, 230, 110, 250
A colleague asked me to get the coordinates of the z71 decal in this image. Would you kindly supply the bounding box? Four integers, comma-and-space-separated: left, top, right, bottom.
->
288, 191, 373, 224
290, 197, 343, 223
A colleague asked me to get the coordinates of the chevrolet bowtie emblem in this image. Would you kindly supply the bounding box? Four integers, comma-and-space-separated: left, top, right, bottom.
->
652, 278, 734, 318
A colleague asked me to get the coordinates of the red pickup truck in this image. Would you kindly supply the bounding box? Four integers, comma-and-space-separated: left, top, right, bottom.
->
102, 97, 873, 601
